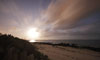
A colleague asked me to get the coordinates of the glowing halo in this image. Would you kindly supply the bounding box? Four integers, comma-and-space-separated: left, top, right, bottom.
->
27, 28, 40, 40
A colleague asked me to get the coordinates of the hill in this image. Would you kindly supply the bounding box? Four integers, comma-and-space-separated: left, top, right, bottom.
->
0, 34, 49, 60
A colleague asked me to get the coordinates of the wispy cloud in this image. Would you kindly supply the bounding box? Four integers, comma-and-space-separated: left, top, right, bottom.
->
39, 0, 100, 39
43, 0, 100, 29
0, 0, 100, 39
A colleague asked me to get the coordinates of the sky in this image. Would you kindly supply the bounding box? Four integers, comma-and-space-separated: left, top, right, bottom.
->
0, 0, 100, 40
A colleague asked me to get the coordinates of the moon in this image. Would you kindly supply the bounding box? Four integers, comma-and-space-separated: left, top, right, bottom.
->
27, 28, 40, 42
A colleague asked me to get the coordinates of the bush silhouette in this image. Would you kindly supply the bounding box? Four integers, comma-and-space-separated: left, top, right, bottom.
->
0, 34, 49, 60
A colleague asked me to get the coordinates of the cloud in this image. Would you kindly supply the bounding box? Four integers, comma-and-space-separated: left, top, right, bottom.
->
43, 0, 100, 29
40, 0, 100, 39
0, 0, 36, 38
0, 0, 100, 39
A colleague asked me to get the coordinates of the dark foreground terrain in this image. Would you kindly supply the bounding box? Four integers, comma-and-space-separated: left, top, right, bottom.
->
0, 34, 49, 60
0, 34, 100, 60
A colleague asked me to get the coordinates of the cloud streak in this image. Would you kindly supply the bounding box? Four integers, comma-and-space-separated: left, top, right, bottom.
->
44, 0, 100, 29
39, 0, 100, 39
0, 0, 46, 39
0, 0, 100, 39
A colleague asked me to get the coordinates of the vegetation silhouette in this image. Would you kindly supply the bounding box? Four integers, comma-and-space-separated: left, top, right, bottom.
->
0, 33, 49, 60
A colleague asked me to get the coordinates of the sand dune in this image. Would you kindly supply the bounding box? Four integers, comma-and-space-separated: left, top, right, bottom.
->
35, 44, 100, 60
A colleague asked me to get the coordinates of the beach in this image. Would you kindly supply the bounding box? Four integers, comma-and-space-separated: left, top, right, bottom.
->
35, 44, 100, 60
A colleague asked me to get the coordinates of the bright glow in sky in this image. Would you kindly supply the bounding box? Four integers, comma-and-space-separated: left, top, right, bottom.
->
27, 28, 40, 40
0, 0, 100, 40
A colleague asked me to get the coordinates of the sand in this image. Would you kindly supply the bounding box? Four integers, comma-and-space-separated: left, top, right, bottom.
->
35, 44, 100, 60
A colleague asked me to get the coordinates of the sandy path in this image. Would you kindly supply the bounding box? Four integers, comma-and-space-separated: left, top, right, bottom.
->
35, 44, 100, 60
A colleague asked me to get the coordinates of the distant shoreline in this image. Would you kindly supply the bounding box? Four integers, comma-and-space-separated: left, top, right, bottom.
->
34, 40, 100, 48
33, 42, 100, 52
